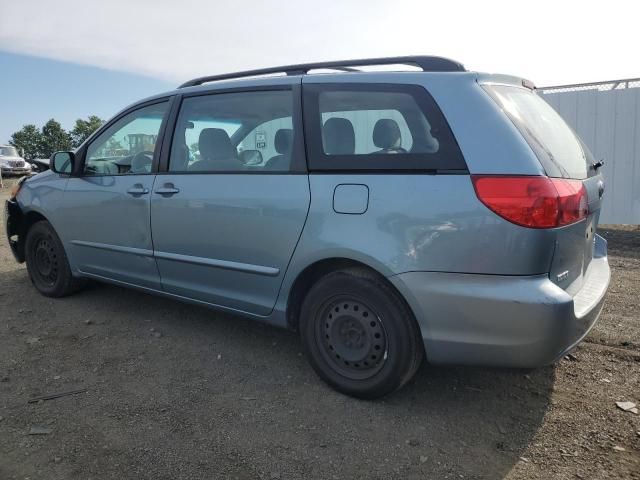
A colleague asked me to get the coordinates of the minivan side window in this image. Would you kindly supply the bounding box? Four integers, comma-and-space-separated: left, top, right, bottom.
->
168, 90, 298, 172
303, 84, 466, 171
84, 102, 168, 175
239, 117, 294, 168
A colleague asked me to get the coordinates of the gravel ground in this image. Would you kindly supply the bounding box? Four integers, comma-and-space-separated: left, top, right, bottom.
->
0, 178, 638, 479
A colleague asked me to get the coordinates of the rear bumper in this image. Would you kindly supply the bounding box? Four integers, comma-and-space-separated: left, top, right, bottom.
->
390, 235, 610, 368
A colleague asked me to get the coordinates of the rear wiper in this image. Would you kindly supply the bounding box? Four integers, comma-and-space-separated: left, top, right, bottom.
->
592, 159, 605, 171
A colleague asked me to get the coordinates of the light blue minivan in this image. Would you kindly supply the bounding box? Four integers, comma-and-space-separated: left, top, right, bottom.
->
5, 57, 610, 398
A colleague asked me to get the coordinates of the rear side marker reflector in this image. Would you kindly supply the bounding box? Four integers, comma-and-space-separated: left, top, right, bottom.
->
471, 175, 588, 228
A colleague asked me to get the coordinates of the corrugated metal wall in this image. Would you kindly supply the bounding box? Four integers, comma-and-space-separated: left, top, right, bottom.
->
539, 82, 640, 224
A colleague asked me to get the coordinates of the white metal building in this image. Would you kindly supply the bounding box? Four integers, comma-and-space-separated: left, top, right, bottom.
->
539, 79, 640, 225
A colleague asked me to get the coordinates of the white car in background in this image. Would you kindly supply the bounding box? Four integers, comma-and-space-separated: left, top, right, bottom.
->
0, 145, 32, 175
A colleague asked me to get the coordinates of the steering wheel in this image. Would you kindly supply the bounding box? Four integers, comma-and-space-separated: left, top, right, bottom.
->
131, 151, 154, 173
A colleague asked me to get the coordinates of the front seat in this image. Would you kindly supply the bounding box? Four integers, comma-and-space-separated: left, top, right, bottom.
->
322, 117, 355, 154
190, 128, 243, 171
372, 119, 406, 153
266, 129, 293, 170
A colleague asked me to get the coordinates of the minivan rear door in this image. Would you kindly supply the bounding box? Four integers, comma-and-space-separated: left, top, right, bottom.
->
485, 85, 604, 293
150, 84, 310, 316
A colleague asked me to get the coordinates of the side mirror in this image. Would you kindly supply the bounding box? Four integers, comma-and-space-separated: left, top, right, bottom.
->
50, 151, 75, 174
239, 149, 263, 166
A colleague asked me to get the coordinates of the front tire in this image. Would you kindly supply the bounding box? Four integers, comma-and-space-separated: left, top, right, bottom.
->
300, 268, 424, 399
25, 220, 84, 297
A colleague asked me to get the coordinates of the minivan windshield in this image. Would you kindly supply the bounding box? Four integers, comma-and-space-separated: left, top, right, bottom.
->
0, 146, 19, 157
486, 85, 591, 179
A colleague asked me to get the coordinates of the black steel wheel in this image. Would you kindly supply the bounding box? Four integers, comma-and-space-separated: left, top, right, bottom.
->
316, 297, 388, 380
31, 235, 59, 288
25, 220, 84, 297
300, 267, 424, 399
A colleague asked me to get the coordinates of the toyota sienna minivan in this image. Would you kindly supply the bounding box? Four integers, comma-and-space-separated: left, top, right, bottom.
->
5, 56, 610, 398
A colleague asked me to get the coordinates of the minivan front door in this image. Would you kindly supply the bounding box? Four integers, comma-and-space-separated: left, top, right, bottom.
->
58, 101, 170, 290
150, 88, 310, 316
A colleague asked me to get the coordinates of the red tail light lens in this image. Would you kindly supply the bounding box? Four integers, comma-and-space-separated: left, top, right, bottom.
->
471, 175, 588, 228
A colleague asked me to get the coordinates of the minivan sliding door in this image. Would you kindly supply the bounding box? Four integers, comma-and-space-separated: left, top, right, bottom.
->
150, 85, 310, 316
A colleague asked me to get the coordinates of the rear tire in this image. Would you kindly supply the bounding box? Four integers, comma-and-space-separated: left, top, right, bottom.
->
25, 220, 84, 297
300, 267, 424, 399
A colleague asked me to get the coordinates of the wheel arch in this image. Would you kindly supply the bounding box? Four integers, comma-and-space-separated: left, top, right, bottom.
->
285, 256, 417, 333
14, 209, 50, 262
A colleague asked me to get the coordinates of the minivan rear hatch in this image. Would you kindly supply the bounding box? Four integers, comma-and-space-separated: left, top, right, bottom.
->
483, 84, 604, 294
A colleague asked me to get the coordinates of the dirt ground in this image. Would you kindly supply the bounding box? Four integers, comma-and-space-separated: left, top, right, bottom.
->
0, 177, 638, 480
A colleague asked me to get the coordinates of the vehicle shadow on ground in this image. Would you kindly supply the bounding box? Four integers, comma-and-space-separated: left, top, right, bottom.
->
0, 270, 554, 480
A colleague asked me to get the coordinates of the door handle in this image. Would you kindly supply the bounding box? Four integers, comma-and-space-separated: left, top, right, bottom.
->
126, 184, 150, 196
155, 183, 180, 196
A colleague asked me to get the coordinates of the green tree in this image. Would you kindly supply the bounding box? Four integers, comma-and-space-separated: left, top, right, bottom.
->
9, 116, 103, 159
10, 124, 43, 160
40, 119, 72, 158
70, 115, 104, 147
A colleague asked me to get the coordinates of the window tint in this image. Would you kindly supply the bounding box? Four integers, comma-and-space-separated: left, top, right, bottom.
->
304, 84, 465, 171
485, 85, 591, 179
169, 90, 297, 172
85, 102, 168, 175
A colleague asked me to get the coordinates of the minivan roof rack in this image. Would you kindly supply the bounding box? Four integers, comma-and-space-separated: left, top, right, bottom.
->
178, 56, 465, 88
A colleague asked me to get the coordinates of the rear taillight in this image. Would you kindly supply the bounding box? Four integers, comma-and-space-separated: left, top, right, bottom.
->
471, 175, 588, 228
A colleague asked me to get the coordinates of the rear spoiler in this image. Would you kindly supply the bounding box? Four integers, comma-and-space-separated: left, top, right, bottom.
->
476, 73, 536, 90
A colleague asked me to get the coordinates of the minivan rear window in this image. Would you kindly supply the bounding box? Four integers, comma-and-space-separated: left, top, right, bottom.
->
303, 84, 466, 172
485, 85, 592, 179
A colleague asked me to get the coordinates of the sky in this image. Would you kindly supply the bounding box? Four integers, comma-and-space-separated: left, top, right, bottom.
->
0, 52, 173, 144
0, 0, 638, 144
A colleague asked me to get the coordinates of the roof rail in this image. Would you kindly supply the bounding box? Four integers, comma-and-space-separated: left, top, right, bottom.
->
178, 56, 465, 88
